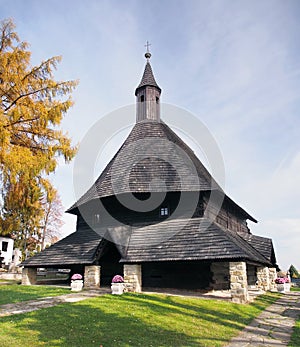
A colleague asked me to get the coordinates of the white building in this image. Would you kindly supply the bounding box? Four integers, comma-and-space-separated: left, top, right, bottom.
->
0, 236, 14, 266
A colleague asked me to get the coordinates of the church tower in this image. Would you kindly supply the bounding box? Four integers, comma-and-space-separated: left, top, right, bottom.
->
135, 47, 161, 122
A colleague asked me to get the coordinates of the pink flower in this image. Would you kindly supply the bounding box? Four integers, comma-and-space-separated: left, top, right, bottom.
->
71, 273, 82, 280
275, 277, 289, 284
112, 275, 124, 283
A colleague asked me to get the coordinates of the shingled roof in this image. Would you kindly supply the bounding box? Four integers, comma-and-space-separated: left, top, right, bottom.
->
68, 121, 222, 212
68, 120, 256, 222
22, 216, 272, 268
21, 229, 102, 267
119, 218, 271, 265
135, 61, 161, 95
237, 231, 277, 264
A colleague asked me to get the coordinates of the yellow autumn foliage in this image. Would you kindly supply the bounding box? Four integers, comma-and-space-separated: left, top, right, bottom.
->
0, 18, 78, 250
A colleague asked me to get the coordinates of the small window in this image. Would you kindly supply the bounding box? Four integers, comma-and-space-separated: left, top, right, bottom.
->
2, 241, 8, 252
140, 95, 144, 102
156, 96, 159, 104
160, 207, 169, 216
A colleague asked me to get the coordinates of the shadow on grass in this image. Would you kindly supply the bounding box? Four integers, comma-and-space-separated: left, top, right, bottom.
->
0, 292, 280, 347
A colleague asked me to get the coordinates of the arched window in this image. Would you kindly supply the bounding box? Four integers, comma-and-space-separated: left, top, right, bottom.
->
156, 96, 159, 104
140, 95, 144, 102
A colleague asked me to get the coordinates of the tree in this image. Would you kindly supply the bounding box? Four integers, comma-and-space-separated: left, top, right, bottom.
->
289, 264, 300, 279
40, 187, 64, 251
0, 18, 77, 255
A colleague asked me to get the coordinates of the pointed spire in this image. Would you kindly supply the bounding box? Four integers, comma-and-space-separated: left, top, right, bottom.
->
135, 43, 161, 96
135, 62, 161, 95
135, 44, 162, 123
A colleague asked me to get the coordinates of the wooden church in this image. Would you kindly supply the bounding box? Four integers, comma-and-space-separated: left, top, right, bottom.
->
22, 50, 277, 303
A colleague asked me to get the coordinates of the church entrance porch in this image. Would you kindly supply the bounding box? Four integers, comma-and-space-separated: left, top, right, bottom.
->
99, 242, 123, 286
142, 261, 211, 290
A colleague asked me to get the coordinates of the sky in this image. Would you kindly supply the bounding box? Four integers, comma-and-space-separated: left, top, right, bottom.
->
1, 0, 300, 271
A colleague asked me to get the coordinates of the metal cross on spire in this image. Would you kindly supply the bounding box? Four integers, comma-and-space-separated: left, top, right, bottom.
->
145, 41, 151, 53
144, 41, 152, 60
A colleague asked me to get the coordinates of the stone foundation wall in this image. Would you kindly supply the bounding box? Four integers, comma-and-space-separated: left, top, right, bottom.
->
84, 265, 100, 289
22, 267, 37, 285
257, 266, 270, 291
124, 264, 142, 292
210, 262, 230, 290
269, 267, 277, 291
229, 261, 249, 303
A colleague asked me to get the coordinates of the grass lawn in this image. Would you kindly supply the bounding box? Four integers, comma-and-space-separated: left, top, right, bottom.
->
289, 318, 300, 347
291, 287, 300, 292
0, 284, 70, 305
289, 287, 300, 346
0, 291, 280, 347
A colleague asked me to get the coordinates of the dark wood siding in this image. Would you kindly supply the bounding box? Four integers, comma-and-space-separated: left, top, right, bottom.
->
142, 261, 211, 289
77, 192, 204, 228
203, 194, 249, 234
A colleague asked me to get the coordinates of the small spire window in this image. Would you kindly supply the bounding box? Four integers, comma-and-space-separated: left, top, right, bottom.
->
156, 96, 159, 104
140, 95, 144, 102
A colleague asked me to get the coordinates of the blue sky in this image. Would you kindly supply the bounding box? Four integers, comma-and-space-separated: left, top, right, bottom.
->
1, 0, 300, 271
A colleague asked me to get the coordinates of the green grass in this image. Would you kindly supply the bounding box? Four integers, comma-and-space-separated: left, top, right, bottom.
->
288, 287, 300, 346
291, 286, 300, 292
0, 284, 70, 305
0, 292, 280, 347
289, 318, 300, 347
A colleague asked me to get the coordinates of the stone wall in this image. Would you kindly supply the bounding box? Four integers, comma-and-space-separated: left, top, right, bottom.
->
229, 261, 249, 303
84, 265, 100, 289
210, 262, 230, 290
269, 267, 277, 291
257, 266, 270, 291
22, 267, 37, 285
124, 264, 142, 292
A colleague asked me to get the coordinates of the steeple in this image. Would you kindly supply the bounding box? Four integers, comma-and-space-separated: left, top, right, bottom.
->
135, 43, 161, 123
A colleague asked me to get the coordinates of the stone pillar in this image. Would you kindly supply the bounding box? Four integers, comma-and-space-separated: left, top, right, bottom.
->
210, 262, 230, 290
257, 266, 270, 291
84, 265, 100, 289
229, 261, 249, 303
268, 267, 277, 291
124, 264, 142, 292
22, 267, 37, 285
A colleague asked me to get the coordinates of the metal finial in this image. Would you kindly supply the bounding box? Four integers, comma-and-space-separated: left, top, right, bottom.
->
144, 41, 151, 60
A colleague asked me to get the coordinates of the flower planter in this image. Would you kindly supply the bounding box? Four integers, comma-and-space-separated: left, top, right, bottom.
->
111, 282, 124, 295
71, 279, 83, 291
277, 282, 290, 293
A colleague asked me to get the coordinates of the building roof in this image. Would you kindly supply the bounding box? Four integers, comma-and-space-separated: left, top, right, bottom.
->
237, 231, 277, 265
68, 120, 256, 222
21, 217, 271, 268
135, 61, 161, 95
119, 218, 271, 265
21, 229, 102, 267
68, 121, 220, 210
